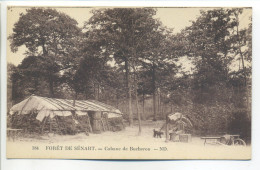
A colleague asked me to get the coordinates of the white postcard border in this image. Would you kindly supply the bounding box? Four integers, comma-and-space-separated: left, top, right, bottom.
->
1, 0, 260, 170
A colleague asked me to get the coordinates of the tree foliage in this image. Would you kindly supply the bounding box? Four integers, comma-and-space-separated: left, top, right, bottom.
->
9, 8, 82, 97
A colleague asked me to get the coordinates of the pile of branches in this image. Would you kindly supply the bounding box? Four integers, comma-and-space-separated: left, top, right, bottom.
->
10, 111, 41, 133
108, 117, 125, 132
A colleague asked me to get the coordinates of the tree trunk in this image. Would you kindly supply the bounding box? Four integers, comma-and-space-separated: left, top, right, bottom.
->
161, 100, 164, 116
94, 83, 96, 100
153, 92, 157, 121
42, 42, 54, 97
165, 114, 169, 142
97, 84, 100, 101
49, 74, 54, 97
11, 76, 17, 104
116, 92, 119, 109
125, 59, 133, 126
142, 92, 146, 120
33, 77, 39, 94
158, 88, 161, 116
73, 92, 77, 107
134, 69, 141, 135
152, 63, 157, 121
237, 26, 247, 87
235, 14, 249, 118
84, 85, 88, 100
93, 83, 100, 101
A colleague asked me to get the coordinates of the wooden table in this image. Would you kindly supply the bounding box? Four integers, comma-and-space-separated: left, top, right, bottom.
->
7, 128, 23, 141
201, 137, 222, 146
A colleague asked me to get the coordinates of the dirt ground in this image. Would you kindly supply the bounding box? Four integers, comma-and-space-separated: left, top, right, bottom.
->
7, 120, 251, 159
11, 120, 193, 144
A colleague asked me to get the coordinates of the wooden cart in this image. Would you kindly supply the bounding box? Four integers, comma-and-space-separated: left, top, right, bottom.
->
201, 135, 246, 146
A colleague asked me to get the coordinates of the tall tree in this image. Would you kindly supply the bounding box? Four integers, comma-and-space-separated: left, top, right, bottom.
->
180, 9, 241, 104
229, 9, 252, 118
9, 8, 81, 97
141, 27, 178, 121
176, 8, 252, 136
85, 8, 161, 126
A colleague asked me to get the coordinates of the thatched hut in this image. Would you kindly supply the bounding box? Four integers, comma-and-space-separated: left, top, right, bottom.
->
9, 95, 124, 135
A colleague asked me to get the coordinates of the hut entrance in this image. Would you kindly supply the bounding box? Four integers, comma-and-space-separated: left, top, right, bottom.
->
88, 111, 102, 133
88, 111, 111, 133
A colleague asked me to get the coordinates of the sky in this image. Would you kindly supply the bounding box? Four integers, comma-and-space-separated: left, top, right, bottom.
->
7, 7, 252, 73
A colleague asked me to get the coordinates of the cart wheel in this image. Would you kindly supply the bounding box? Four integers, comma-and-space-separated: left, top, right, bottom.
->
233, 139, 246, 146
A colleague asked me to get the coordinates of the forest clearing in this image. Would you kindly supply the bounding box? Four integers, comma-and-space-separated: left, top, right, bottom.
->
6, 7, 252, 159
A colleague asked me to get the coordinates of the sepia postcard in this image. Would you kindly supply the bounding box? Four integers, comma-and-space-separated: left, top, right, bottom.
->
6, 6, 252, 159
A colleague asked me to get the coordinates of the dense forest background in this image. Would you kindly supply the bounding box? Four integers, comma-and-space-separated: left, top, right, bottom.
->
7, 8, 252, 141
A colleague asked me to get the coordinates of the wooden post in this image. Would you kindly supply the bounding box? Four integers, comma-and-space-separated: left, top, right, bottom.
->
41, 117, 47, 134
86, 114, 92, 133
105, 116, 110, 131
100, 116, 105, 131
165, 114, 169, 142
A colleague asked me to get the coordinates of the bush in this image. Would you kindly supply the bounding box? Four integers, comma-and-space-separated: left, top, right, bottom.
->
228, 108, 251, 143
